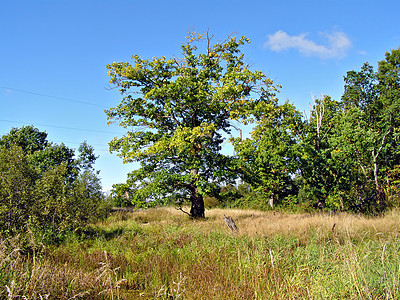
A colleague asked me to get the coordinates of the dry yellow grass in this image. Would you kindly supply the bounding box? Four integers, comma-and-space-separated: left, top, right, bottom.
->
113, 206, 400, 241
216, 208, 400, 243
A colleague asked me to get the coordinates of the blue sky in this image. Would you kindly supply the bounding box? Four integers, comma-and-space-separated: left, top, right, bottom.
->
1, 0, 400, 191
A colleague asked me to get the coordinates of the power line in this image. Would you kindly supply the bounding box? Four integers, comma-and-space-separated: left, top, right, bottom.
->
0, 119, 121, 135
51, 139, 111, 152
0, 85, 110, 108
52, 139, 109, 148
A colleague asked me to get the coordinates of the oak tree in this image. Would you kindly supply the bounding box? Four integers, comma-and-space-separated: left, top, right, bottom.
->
106, 32, 276, 217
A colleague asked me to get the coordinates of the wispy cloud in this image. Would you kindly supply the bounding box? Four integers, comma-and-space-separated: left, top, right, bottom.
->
264, 30, 351, 59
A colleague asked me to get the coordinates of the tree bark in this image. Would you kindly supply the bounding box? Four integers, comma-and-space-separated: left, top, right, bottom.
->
189, 169, 205, 218
372, 147, 381, 191
268, 192, 274, 208
190, 190, 205, 218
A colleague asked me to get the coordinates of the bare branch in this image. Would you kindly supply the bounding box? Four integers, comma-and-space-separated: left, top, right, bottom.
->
230, 123, 243, 141
206, 29, 213, 56
375, 126, 392, 159
321, 123, 333, 141
176, 206, 191, 216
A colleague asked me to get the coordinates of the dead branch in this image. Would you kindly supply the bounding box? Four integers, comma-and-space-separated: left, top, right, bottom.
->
176, 206, 191, 217
224, 214, 238, 232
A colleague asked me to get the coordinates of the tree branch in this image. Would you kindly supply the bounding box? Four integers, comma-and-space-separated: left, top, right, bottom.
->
375, 126, 392, 160
176, 206, 191, 216
321, 123, 333, 142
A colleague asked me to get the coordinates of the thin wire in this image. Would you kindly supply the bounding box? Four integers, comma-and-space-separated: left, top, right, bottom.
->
52, 139, 109, 147
0, 85, 109, 108
0, 119, 120, 134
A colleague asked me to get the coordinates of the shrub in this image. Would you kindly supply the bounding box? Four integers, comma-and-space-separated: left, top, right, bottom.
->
0, 143, 109, 244
0, 145, 37, 235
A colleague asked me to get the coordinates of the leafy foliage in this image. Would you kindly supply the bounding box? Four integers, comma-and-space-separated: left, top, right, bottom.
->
104, 35, 400, 215
233, 95, 302, 208
298, 96, 349, 209
106, 31, 279, 217
0, 145, 37, 235
335, 48, 400, 212
0, 126, 109, 242
230, 47, 400, 214
0, 125, 48, 154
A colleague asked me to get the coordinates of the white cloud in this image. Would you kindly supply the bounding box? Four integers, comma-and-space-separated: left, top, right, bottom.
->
264, 30, 351, 59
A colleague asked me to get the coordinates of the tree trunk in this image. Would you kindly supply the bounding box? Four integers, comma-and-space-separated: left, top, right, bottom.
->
190, 191, 205, 218
372, 148, 380, 191
268, 192, 274, 208
189, 169, 205, 218
339, 195, 345, 211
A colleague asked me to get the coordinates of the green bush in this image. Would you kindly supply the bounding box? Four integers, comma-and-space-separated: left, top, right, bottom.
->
203, 196, 220, 208
0, 145, 37, 235
0, 138, 109, 244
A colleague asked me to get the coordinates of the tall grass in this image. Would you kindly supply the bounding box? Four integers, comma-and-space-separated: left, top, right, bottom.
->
2, 207, 400, 299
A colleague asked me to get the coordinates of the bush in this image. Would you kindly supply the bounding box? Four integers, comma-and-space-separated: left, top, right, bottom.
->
203, 196, 220, 208
0, 146, 37, 235
0, 144, 109, 244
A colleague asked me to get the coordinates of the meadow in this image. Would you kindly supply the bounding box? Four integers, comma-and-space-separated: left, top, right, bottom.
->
2, 207, 400, 299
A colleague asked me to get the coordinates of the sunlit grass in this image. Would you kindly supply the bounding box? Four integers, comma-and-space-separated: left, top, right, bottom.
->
2, 207, 400, 299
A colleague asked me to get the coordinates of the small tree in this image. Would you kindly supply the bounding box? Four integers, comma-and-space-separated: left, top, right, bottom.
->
0, 126, 108, 240
106, 31, 277, 217
233, 95, 302, 208
299, 96, 347, 209
0, 145, 37, 235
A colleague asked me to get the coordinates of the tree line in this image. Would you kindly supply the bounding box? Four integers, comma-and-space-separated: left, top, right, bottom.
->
2, 32, 397, 228
0, 125, 108, 243
107, 31, 400, 217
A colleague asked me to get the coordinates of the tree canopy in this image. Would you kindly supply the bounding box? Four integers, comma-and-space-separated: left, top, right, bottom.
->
106, 32, 279, 217
234, 48, 400, 213
107, 33, 400, 215
233, 95, 302, 208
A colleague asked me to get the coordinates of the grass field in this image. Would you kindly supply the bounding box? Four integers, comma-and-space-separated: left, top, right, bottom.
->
2, 207, 400, 299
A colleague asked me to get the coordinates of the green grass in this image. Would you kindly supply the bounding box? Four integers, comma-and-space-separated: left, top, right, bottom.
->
2, 207, 400, 299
